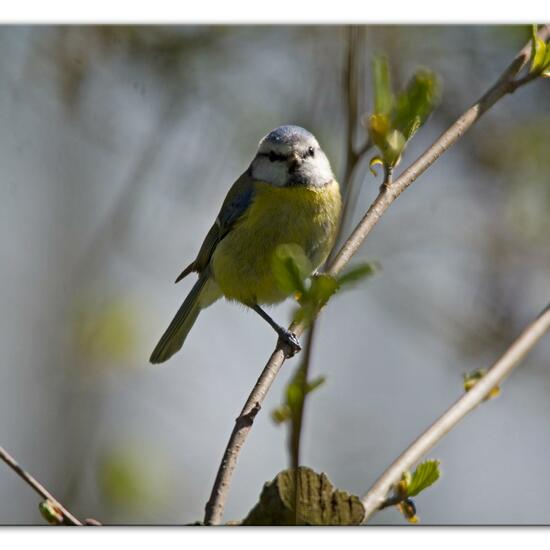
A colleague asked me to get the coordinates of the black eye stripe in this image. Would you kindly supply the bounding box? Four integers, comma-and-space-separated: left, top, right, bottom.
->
261, 151, 287, 162
260, 147, 316, 162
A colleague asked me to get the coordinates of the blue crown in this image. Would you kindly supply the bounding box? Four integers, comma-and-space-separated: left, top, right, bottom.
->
263, 125, 314, 145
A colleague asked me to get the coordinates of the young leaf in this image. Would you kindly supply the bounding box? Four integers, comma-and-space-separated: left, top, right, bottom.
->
368, 115, 405, 168
293, 302, 316, 327
293, 260, 378, 327
372, 55, 394, 115
393, 69, 441, 141
39, 500, 64, 525
294, 274, 339, 327
271, 360, 326, 481
530, 24, 548, 74
272, 362, 326, 426
272, 244, 312, 295
271, 404, 292, 424
308, 274, 340, 305
407, 459, 441, 497
367, 113, 391, 154
286, 368, 325, 411
384, 129, 406, 166
367, 56, 441, 172
369, 155, 384, 177
337, 262, 379, 287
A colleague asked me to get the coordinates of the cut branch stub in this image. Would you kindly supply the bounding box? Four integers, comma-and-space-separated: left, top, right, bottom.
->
242, 467, 365, 526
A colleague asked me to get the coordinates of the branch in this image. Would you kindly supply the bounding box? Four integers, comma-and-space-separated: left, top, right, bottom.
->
343, 25, 360, 185
331, 26, 371, 260
360, 304, 550, 523
285, 28, 367, 525
328, 24, 550, 276
0, 445, 83, 525
290, 326, 317, 525
203, 25, 550, 525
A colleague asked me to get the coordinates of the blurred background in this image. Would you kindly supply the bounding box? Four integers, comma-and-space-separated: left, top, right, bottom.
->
0, 25, 549, 525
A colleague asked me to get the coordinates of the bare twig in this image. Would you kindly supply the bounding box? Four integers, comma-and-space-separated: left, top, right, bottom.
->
508, 72, 540, 92
0, 445, 83, 525
379, 493, 407, 510
204, 26, 367, 526
360, 304, 550, 523
381, 164, 393, 190
331, 26, 371, 259
342, 25, 360, 187
290, 325, 318, 525
286, 28, 367, 525
328, 24, 550, 277
291, 329, 316, 473
289, 21, 365, 499
203, 25, 550, 526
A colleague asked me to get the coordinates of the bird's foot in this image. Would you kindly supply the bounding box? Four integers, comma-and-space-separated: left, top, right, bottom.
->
277, 329, 301, 357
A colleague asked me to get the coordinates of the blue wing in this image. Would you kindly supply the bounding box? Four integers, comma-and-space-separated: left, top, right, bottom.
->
218, 175, 255, 231
175, 170, 255, 282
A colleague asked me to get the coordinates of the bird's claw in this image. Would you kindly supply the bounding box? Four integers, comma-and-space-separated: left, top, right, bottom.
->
278, 329, 301, 357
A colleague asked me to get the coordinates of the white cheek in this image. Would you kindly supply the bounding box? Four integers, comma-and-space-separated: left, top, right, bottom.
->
251, 158, 288, 187
302, 156, 333, 186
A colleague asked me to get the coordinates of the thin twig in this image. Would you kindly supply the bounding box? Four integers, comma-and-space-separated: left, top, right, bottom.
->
330, 26, 371, 261
204, 26, 366, 526
291, 328, 316, 473
288, 23, 364, 516
343, 25, 360, 186
0, 445, 83, 525
291, 324, 317, 525
360, 304, 550, 523
203, 25, 550, 526
288, 27, 365, 525
378, 494, 406, 510
508, 69, 545, 92
382, 164, 393, 190
329, 25, 550, 277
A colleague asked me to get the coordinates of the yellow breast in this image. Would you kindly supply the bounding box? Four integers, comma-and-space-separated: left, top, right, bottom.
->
211, 180, 342, 306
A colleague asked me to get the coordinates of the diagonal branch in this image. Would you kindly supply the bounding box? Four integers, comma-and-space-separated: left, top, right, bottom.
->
0, 445, 83, 525
360, 303, 550, 523
328, 25, 550, 276
203, 25, 550, 525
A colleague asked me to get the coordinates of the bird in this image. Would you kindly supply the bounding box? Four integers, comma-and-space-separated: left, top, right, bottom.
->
150, 125, 342, 364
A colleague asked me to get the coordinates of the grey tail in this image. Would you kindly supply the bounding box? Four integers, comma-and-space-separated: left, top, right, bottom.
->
150, 274, 208, 364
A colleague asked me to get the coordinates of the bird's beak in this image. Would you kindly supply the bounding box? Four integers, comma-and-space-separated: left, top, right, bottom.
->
289, 152, 302, 172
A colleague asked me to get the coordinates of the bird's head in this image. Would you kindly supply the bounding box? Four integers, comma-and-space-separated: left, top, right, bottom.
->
250, 125, 334, 188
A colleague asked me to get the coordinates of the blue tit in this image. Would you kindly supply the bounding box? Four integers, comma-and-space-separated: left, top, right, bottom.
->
150, 125, 342, 364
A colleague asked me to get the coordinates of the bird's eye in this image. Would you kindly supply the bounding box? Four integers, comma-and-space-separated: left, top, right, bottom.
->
307, 146, 315, 157
269, 152, 278, 162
